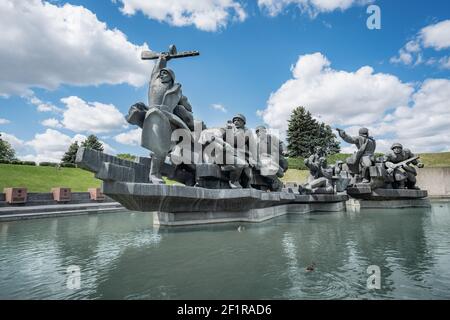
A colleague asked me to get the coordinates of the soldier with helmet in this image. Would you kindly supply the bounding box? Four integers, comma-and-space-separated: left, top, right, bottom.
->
220, 113, 254, 188
336, 127, 376, 183
385, 143, 424, 189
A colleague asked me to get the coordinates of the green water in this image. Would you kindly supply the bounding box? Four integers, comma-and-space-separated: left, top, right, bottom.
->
1, 201, 450, 299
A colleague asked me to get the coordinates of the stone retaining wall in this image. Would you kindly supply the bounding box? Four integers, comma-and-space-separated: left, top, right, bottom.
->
0, 192, 115, 207
416, 167, 450, 197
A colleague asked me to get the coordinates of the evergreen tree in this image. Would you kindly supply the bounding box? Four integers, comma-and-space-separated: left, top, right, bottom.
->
0, 133, 17, 161
286, 106, 340, 158
316, 122, 341, 155
61, 141, 79, 164
81, 135, 104, 152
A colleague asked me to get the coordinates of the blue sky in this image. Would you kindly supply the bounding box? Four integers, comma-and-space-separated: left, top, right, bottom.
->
1, 0, 450, 162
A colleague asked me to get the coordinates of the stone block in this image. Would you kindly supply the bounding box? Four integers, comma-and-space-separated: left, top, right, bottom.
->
95, 162, 135, 182
51, 187, 71, 202
88, 188, 105, 201
3, 188, 27, 204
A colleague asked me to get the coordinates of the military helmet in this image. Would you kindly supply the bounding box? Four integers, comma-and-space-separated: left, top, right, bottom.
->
359, 127, 369, 135
160, 68, 175, 82
232, 113, 246, 124
391, 142, 403, 150
256, 125, 266, 132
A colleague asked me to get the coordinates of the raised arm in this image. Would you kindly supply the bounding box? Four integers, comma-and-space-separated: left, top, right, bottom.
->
151, 55, 169, 81
336, 129, 358, 145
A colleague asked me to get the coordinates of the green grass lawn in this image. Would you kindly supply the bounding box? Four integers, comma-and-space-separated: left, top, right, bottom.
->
0, 163, 178, 192
281, 169, 309, 184
419, 152, 450, 167
0, 164, 101, 192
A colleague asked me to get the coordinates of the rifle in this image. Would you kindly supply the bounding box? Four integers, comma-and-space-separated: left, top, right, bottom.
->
141, 44, 199, 60
386, 155, 420, 172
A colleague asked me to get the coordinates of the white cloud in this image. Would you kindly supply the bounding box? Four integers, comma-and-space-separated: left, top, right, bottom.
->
259, 52, 412, 131
0, 132, 25, 152
378, 79, 450, 153
211, 103, 227, 113
116, 0, 247, 32
389, 49, 413, 65
0, 0, 152, 96
100, 141, 116, 155
60, 96, 128, 134
114, 128, 142, 146
0, 118, 10, 124
438, 56, 450, 69
71, 134, 87, 145
257, 0, 370, 17
24, 95, 62, 113
391, 20, 450, 67
420, 20, 450, 51
41, 118, 63, 128
14, 129, 116, 163
25, 129, 73, 163
260, 53, 450, 153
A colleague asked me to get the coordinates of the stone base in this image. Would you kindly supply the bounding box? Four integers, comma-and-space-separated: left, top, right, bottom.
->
347, 187, 428, 200
100, 182, 348, 226
153, 202, 346, 226
346, 198, 431, 210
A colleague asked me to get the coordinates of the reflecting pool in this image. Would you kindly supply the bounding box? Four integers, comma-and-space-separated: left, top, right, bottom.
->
1, 201, 450, 299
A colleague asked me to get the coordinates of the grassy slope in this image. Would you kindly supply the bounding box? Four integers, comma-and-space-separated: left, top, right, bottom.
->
281, 170, 309, 184
1, 152, 450, 190
419, 152, 450, 167
0, 164, 101, 192
0, 164, 177, 192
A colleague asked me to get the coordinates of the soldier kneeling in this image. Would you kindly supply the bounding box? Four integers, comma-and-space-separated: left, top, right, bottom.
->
385, 143, 424, 189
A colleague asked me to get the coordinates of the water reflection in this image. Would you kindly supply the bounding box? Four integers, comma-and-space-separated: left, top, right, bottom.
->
0, 202, 449, 299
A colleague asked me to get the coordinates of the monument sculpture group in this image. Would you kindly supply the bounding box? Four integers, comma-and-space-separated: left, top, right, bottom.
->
76, 44, 429, 226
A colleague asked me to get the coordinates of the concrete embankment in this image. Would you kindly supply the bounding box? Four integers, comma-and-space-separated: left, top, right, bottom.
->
0, 202, 124, 222
0, 192, 124, 221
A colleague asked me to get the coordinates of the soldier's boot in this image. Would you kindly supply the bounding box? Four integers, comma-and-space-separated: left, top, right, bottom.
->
149, 155, 165, 184
407, 180, 420, 190
361, 167, 371, 184
407, 175, 420, 189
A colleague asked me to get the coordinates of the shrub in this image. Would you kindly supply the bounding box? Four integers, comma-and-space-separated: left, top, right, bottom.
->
0, 159, 11, 164
39, 162, 58, 167
60, 163, 77, 168
287, 157, 307, 170
10, 160, 23, 165
21, 161, 37, 166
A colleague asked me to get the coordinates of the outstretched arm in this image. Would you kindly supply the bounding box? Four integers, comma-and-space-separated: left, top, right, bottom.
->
151, 54, 169, 81
336, 129, 358, 144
